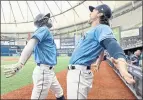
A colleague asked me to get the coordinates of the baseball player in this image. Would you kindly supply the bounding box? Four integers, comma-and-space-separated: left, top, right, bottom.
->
67, 4, 135, 99
3, 13, 65, 100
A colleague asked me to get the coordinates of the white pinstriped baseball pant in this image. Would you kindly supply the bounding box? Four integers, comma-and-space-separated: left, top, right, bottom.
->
31, 64, 63, 99
67, 65, 93, 99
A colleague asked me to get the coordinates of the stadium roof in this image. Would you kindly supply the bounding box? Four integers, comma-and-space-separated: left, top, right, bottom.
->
1, 1, 133, 33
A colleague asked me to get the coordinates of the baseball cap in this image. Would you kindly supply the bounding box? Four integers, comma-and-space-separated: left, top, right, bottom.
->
34, 13, 50, 22
89, 4, 112, 19
44, 13, 50, 18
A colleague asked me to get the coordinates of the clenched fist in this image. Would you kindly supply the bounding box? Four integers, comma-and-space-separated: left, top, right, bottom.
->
91, 63, 100, 72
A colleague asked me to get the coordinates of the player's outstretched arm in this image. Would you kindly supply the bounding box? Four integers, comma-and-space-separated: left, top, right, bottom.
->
100, 38, 135, 84
91, 51, 104, 71
18, 38, 38, 65
98, 51, 104, 61
3, 38, 38, 78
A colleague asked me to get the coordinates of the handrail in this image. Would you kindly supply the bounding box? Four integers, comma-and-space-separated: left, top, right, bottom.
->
106, 57, 142, 99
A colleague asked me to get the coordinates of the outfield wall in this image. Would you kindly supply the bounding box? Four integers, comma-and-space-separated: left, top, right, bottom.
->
1, 45, 24, 56
1, 26, 142, 56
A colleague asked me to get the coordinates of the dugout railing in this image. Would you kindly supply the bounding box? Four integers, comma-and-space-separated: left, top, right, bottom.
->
106, 58, 142, 100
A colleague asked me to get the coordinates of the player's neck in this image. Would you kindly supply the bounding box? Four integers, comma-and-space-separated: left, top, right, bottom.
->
91, 20, 100, 27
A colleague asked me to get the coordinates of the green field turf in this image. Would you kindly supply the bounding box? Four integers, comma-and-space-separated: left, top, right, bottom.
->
1, 56, 70, 95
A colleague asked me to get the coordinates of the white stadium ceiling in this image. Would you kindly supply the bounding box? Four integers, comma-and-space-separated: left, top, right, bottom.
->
1, 1, 132, 33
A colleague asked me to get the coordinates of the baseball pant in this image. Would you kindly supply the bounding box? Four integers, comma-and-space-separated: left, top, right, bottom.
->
67, 65, 93, 99
31, 64, 63, 99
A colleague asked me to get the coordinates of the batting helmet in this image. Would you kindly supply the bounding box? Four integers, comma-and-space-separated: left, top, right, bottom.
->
89, 4, 112, 19
34, 13, 52, 28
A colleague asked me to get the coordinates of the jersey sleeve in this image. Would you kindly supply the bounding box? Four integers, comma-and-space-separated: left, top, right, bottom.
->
32, 27, 49, 43
95, 25, 115, 43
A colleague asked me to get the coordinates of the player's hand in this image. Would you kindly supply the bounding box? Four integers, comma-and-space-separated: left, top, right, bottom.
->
111, 57, 135, 84
3, 62, 24, 78
91, 64, 99, 72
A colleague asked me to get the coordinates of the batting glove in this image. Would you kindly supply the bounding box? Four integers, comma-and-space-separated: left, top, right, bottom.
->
3, 62, 24, 78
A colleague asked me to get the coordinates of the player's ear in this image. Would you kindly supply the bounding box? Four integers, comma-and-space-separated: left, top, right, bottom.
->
97, 13, 103, 17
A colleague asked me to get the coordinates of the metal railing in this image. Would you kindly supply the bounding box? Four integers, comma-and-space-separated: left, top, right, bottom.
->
106, 58, 142, 99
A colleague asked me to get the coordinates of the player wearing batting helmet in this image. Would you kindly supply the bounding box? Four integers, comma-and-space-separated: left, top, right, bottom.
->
67, 4, 135, 99
3, 13, 65, 100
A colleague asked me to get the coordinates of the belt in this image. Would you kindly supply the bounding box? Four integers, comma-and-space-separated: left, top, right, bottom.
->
68, 65, 90, 70
37, 63, 53, 70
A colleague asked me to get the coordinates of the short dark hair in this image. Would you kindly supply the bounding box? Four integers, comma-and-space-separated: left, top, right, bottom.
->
100, 15, 110, 26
